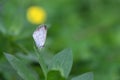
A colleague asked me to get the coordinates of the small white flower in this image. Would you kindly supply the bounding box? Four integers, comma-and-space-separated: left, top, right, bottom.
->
33, 24, 47, 48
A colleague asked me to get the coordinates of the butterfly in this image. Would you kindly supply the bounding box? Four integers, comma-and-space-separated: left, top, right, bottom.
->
33, 24, 47, 48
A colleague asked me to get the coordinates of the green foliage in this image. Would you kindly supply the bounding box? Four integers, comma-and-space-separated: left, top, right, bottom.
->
35, 48, 48, 77
47, 70, 65, 80
1, 0, 120, 80
4, 48, 93, 80
71, 72, 93, 80
4, 53, 38, 80
48, 48, 73, 78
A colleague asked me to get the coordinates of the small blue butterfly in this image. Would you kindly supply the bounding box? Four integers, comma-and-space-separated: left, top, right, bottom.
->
33, 24, 47, 48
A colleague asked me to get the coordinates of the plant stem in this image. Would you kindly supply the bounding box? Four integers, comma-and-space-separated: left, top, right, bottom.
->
34, 47, 48, 78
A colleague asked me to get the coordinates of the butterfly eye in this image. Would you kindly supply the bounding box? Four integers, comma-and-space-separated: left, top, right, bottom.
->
33, 24, 47, 48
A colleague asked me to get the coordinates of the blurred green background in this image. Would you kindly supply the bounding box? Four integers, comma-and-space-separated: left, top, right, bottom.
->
1, 0, 120, 80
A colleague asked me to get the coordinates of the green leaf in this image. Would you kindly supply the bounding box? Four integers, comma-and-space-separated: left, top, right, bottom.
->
47, 70, 65, 80
48, 48, 73, 78
71, 72, 93, 80
4, 53, 38, 80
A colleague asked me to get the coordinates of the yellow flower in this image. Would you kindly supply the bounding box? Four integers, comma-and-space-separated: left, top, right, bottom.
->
27, 6, 46, 24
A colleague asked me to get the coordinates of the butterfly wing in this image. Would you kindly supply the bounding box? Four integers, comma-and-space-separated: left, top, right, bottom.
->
33, 24, 47, 48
